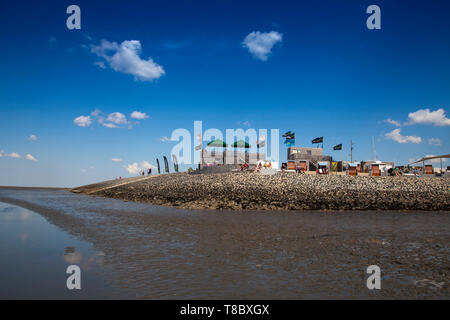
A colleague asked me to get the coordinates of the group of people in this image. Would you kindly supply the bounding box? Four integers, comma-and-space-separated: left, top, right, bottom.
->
139, 168, 152, 176
255, 161, 273, 172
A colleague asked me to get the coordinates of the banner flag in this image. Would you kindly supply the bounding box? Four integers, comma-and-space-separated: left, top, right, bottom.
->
163, 156, 169, 173
156, 158, 161, 174
284, 138, 295, 147
312, 136, 323, 144
172, 154, 179, 172
333, 144, 342, 150
282, 131, 295, 139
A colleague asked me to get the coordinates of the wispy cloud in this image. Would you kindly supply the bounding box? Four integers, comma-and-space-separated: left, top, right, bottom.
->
111, 158, 122, 162
385, 129, 422, 144
160, 136, 171, 142
25, 154, 37, 161
242, 31, 282, 61
91, 39, 165, 82
94, 61, 106, 69
428, 138, 442, 146
384, 118, 401, 127
28, 134, 37, 141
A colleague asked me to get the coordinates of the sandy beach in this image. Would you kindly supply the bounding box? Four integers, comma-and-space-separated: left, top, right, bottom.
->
72, 172, 450, 211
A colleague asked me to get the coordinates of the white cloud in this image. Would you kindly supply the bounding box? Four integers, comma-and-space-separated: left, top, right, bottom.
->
160, 136, 171, 142
25, 154, 37, 161
91, 39, 165, 81
91, 109, 102, 117
0, 150, 3, 157
75, 109, 148, 129
141, 161, 156, 169
102, 123, 119, 129
106, 112, 128, 125
242, 31, 283, 61
385, 129, 422, 144
7, 152, 21, 158
428, 138, 442, 146
74, 115, 92, 127
123, 161, 156, 174
94, 61, 106, 69
424, 155, 447, 163
407, 108, 450, 126
111, 158, 122, 162
130, 111, 149, 119
384, 118, 401, 127
28, 134, 37, 141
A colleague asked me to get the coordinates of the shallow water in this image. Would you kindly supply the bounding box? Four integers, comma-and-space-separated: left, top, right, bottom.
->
0, 187, 448, 299
0, 201, 114, 299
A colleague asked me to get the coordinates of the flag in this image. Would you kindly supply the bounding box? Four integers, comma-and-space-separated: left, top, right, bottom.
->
172, 154, 179, 172
312, 136, 323, 144
282, 131, 295, 139
333, 144, 342, 150
284, 138, 295, 147
163, 156, 169, 173
156, 158, 161, 174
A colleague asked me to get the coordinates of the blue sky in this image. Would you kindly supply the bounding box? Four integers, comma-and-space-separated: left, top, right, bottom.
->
0, 0, 449, 187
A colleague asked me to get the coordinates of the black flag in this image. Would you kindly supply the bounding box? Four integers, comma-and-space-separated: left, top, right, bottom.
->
333, 144, 342, 150
156, 158, 161, 174
163, 156, 169, 173
172, 154, 179, 173
312, 136, 323, 144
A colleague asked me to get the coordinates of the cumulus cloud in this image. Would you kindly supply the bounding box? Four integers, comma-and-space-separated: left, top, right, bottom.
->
74, 115, 92, 127
130, 111, 149, 120
91, 40, 165, 81
106, 112, 128, 125
25, 154, 37, 161
111, 158, 122, 162
385, 129, 422, 144
124, 161, 156, 174
28, 134, 37, 141
407, 108, 450, 126
428, 138, 442, 146
75, 109, 149, 129
242, 31, 283, 61
384, 118, 401, 127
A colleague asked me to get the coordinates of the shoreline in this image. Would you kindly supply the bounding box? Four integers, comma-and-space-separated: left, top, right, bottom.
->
71, 172, 450, 212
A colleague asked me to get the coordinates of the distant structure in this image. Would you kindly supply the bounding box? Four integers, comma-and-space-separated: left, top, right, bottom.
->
287, 147, 332, 171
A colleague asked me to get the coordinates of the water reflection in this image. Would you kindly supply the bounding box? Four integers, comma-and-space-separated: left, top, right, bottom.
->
0, 202, 114, 299
0, 188, 448, 299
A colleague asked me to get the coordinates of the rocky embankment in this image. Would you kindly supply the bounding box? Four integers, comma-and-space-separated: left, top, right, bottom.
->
74, 172, 450, 211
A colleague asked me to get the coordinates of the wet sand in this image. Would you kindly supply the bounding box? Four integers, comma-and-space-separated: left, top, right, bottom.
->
0, 187, 448, 299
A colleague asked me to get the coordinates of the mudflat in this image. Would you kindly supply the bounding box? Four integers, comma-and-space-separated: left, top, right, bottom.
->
0, 187, 448, 299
